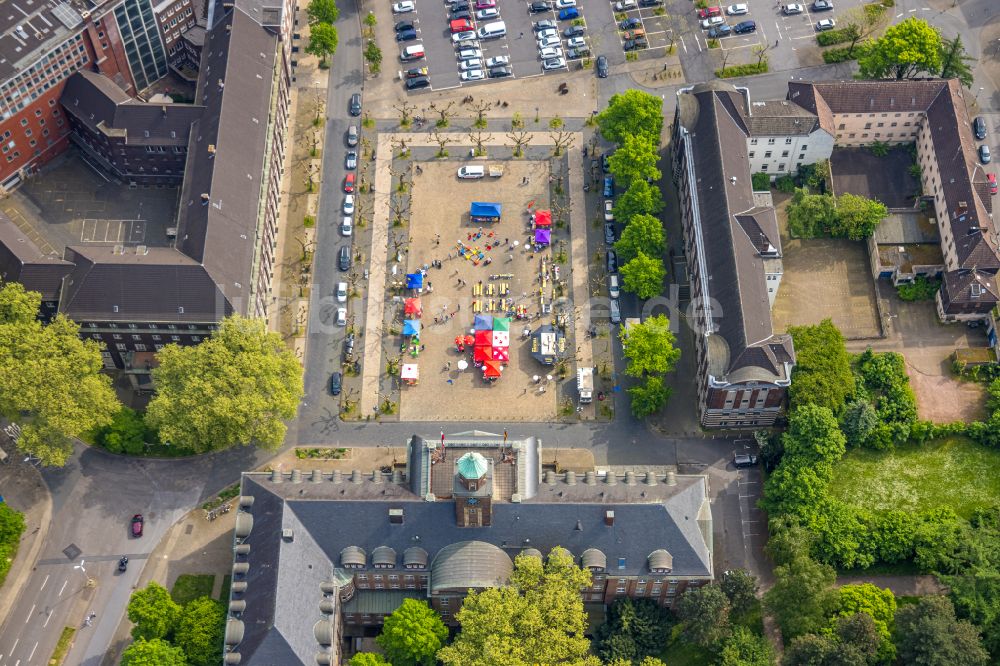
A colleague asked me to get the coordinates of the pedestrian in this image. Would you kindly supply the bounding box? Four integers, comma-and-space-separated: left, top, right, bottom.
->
775, 39, 779, 46
447, 379, 454, 385
457, 303, 461, 311
519, 31, 524, 38
447, 361, 452, 370
435, 316, 440, 324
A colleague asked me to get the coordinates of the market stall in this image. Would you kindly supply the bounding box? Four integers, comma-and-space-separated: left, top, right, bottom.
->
401, 364, 419, 385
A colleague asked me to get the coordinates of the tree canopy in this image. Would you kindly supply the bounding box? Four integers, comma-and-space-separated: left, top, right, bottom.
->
858, 17, 942, 80
628, 374, 672, 419
615, 214, 665, 264
145, 316, 303, 453
349, 654, 391, 666
612, 180, 665, 222
786, 188, 837, 238
306, 23, 339, 64
437, 547, 598, 666
676, 585, 731, 647
621, 315, 680, 377
607, 134, 661, 187
120, 638, 189, 666
720, 568, 759, 617
127, 582, 181, 640
764, 530, 838, 639
376, 598, 448, 666
895, 596, 989, 666
0, 282, 119, 466
788, 319, 855, 413
594, 598, 673, 664
597, 90, 663, 146
174, 597, 226, 666
719, 626, 774, 666
939, 34, 974, 87
619, 252, 666, 300
831, 193, 887, 240
306, 0, 339, 25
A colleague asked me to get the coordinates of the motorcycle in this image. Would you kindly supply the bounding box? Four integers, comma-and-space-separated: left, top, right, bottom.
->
118, 556, 128, 572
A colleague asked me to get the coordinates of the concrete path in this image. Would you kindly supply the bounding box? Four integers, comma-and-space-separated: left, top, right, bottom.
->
836, 574, 948, 597
565, 135, 596, 420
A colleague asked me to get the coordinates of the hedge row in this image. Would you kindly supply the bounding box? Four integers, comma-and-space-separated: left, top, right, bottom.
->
715, 61, 768, 79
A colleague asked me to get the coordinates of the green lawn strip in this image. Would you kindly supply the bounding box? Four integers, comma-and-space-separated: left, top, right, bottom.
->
828, 437, 1000, 519
47, 626, 75, 665
171, 574, 215, 605
219, 574, 232, 602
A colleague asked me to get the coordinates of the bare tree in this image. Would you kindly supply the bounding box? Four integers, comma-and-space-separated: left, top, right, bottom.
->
391, 233, 411, 255
752, 43, 769, 68
471, 99, 492, 129
719, 49, 731, 73
549, 130, 575, 156
468, 130, 493, 157
393, 101, 418, 128
506, 129, 530, 157
429, 101, 458, 128
431, 129, 454, 157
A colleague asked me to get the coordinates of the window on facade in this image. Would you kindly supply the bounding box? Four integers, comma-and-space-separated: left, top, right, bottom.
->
784, 138, 792, 144
750, 138, 758, 145
748, 152, 755, 158
781, 151, 788, 157
131, 334, 141, 340
171, 335, 181, 342
116, 343, 127, 351
767, 138, 775, 145
764, 151, 772, 158
135, 344, 147, 351
761, 164, 768, 171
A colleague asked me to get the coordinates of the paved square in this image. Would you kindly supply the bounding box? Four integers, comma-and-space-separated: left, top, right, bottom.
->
396, 159, 561, 422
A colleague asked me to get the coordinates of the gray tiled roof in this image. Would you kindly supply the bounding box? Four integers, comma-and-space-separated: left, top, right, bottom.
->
744, 100, 819, 136
0, 213, 73, 300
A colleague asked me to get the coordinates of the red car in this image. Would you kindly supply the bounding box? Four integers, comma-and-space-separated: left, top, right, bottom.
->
450, 18, 473, 32
344, 173, 356, 193
989, 173, 998, 195
697, 5, 721, 17
131, 514, 144, 537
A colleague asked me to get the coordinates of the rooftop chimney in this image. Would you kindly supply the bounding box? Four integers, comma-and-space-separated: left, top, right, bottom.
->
389, 508, 404, 524
604, 510, 615, 526
565, 471, 577, 485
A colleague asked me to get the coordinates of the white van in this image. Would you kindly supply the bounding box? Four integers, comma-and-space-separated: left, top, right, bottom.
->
610, 299, 621, 324
457, 165, 485, 179
477, 21, 506, 39
400, 44, 425, 61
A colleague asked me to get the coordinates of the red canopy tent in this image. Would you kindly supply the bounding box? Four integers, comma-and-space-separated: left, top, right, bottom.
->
483, 359, 503, 378
492, 346, 509, 361
474, 329, 492, 346
464, 335, 475, 346
404, 298, 422, 317
534, 210, 552, 227
473, 345, 493, 363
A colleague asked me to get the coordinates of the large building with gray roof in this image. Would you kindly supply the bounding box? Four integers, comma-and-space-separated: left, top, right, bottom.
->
223, 432, 714, 665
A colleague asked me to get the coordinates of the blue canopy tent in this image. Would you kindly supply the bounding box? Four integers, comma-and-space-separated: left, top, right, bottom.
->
406, 273, 424, 289
473, 314, 494, 331
403, 320, 421, 336
470, 201, 502, 223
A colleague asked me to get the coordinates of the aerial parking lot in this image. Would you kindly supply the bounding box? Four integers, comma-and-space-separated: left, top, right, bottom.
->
611, 0, 672, 55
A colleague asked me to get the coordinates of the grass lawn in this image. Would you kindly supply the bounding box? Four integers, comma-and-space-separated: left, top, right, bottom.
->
171, 574, 215, 605
828, 437, 1000, 519
47, 626, 75, 665
219, 574, 232, 602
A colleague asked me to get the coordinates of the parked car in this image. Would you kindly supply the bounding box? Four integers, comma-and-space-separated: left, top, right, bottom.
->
623, 38, 645, 50
566, 46, 589, 58
534, 19, 557, 30
815, 18, 836, 30
602, 154, 611, 172
811, 0, 833, 10
347, 125, 358, 146
461, 69, 486, 81
349, 93, 361, 116
697, 5, 722, 18
344, 333, 355, 361
488, 66, 512, 78
980, 144, 992, 164
603, 175, 614, 197
733, 19, 756, 33
395, 19, 415, 31
539, 46, 563, 59
474, 0, 495, 8
405, 66, 429, 78
564, 24, 585, 37
555, 0, 576, 7
606, 249, 618, 273
336, 307, 347, 326
451, 8, 472, 19
604, 222, 616, 244
392, 0, 415, 12
988, 173, 997, 196
329, 372, 343, 395
726, 3, 748, 14
537, 35, 561, 48
622, 28, 645, 40
452, 30, 477, 43
343, 173, 355, 193
974, 116, 987, 140
542, 57, 566, 70
336, 282, 348, 303
529, 0, 550, 12
450, 18, 474, 32
338, 245, 351, 271
343, 194, 355, 215
596, 54, 609, 77
604, 199, 614, 221
404, 72, 428, 87
619, 17, 641, 29
701, 15, 725, 28
708, 24, 732, 38
614, 0, 636, 10
131, 514, 144, 537
565, 36, 586, 49
485, 55, 509, 67
557, 7, 578, 19
460, 58, 483, 70
476, 7, 499, 18
536, 27, 558, 39
341, 216, 353, 236
639, 0, 662, 6
396, 28, 418, 41
734, 453, 758, 468
782, 2, 803, 13
457, 47, 483, 60
345, 151, 357, 169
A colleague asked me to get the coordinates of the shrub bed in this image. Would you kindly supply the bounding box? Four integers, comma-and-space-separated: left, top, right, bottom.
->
715, 62, 768, 78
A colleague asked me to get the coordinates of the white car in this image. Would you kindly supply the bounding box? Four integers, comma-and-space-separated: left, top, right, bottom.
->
701, 15, 725, 28
475, 7, 499, 18
457, 48, 483, 60
555, 0, 576, 7
392, 0, 415, 12
460, 69, 486, 81
537, 35, 561, 48
565, 36, 586, 49
604, 199, 614, 221
336, 307, 348, 326
613, 0, 636, 10
782, 2, 804, 13
484, 55, 510, 67
341, 216, 353, 236
539, 46, 563, 59
535, 27, 558, 39
815, 18, 836, 30
343, 194, 355, 215
726, 3, 748, 14
452, 30, 477, 43
542, 57, 566, 70
460, 58, 483, 70
336, 282, 348, 303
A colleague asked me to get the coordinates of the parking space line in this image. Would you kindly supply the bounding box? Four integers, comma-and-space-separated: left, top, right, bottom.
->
679, 35, 687, 52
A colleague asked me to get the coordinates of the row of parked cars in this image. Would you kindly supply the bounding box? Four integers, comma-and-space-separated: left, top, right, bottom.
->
698, 0, 834, 39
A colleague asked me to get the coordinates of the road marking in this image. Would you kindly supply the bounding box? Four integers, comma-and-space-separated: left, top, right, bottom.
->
40, 574, 49, 591
907, 7, 916, 11
58, 580, 67, 596
896, 11, 903, 17
679, 35, 687, 52
11, 638, 18, 652
25, 604, 34, 623
28, 642, 38, 661
43, 609, 52, 627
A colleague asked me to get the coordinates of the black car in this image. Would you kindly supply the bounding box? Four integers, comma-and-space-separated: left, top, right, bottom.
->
529, 0, 550, 12
118, 556, 128, 572
623, 39, 643, 51
329, 372, 343, 396
449, 0, 470, 10
596, 55, 608, 78
406, 75, 430, 90
488, 66, 512, 78
349, 93, 362, 116
733, 20, 756, 33
394, 19, 415, 31
708, 24, 732, 38
974, 116, 987, 140
602, 154, 611, 172
811, 0, 833, 9
604, 223, 616, 244
619, 17, 641, 29
451, 8, 471, 19
734, 453, 758, 468
396, 28, 418, 41
606, 250, 618, 273
338, 245, 352, 271
639, 0, 662, 5
563, 24, 585, 37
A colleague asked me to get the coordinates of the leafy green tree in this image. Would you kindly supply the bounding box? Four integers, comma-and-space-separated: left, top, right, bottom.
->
620, 314, 680, 377
0, 282, 119, 466
831, 193, 887, 240
349, 654, 390, 666
782, 633, 838, 665
782, 404, 846, 469
858, 17, 943, 80
832, 584, 896, 661
764, 545, 837, 639
786, 188, 836, 238
615, 214, 664, 264
840, 399, 879, 448
306, 23, 339, 66
833, 612, 882, 665
594, 598, 673, 664
761, 464, 831, 521
364, 40, 383, 74
719, 626, 774, 666
612, 180, 664, 222
597, 90, 663, 146
438, 547, 599, 666
787, 319, 855, 413
364, 11, 377, 27
146, 316, 303, 454
894, 596, 989, 666
720, 569, 759, 617
306, 0, 339, 25
628, 374, 671, 418
939, 34, 974, 87
120, 638, 189, 666
174, 597, 226, 666
0, 504, 26, 585
95, 406, 155, 455
607, 134, 661, 186
675, 585, 731, 647
377, 598, 448, 666
127, 582, 182, 640
619, 252, 665, 299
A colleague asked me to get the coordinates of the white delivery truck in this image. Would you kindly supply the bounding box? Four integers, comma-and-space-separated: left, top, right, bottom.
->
577, 367, 594, 404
